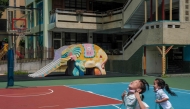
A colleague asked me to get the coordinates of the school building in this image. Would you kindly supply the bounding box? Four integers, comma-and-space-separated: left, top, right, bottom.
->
4, 0, 190, 75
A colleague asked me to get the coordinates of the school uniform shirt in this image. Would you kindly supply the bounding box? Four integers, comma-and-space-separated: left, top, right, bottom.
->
155, 89, 173, 109
124, 92, 149, 109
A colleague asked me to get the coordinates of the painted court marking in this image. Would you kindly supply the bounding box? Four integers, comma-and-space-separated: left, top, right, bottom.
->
0, 82, 189, 109
67, 82, 127, 86
112, 104, 122, 109
66, 103, 122, 109
64, 85, 122, 109
0, 85, 122, 109
121, 82, 190, 94
64, 85, 121, 101
0, 89, 53, 97
67, 82, 190, 109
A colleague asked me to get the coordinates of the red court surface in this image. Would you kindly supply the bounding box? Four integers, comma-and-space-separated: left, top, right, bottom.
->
0, 86, 121, 109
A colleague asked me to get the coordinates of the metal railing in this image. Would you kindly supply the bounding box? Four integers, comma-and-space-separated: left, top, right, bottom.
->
122, 23, 145, 50
49, 0, 132, 15
0, 47, 54, 64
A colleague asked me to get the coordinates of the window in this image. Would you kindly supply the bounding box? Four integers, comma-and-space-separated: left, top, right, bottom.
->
186, 5, 189, 9
186, 11, 189, 15
65, 0, 87, 10
168, 25, 173, 28
65, 32, 87, 45
93, 34, 123, 55
54, 33, 61, 39
36, 32, 43, 47
186, 17, 189, 21
186, 0, 189, 3
27, 4, 34, 27
36, 1, 43, 25
52, 0, 64, 10
0, 19, 7, 31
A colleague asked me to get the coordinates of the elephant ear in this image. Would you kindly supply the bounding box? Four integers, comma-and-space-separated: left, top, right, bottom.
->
62, 46, 81, 58
70, 47, 81, 58
62, 52, 69, 58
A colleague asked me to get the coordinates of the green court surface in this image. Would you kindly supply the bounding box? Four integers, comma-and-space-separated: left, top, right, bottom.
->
0, 76, 190, 90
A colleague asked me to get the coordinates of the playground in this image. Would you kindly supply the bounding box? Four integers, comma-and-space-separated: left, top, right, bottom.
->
0, 76, 190, 109
0, 2, 190, 109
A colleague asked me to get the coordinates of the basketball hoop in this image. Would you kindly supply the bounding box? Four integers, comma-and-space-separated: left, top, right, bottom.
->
7, 27, 31, 38
16, 28, 26, 38
7, 18, 31, 37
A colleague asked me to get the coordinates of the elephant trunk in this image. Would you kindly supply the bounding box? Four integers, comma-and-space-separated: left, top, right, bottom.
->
101, 60, 107, 69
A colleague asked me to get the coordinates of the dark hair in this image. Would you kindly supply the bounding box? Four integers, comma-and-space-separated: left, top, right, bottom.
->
155, 78, 177, 96
139, 79, 150, 100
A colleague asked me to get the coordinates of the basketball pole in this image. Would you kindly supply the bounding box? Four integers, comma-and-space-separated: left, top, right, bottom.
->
0, 5, 41, 87
7, 0, 15, 87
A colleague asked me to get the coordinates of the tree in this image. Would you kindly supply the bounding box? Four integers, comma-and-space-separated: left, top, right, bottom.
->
0, 0, 9, 18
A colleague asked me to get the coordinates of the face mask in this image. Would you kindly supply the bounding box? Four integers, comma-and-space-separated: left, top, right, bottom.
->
154, 88, 159, 92
127, 88, 135, 93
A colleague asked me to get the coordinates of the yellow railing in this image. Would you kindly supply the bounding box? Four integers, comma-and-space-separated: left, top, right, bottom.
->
0, 44, 9, 60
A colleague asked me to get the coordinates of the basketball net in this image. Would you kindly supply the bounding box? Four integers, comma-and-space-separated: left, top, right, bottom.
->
16, 27, 26, 39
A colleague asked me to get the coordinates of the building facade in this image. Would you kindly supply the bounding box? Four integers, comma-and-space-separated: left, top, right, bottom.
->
24, 0, 190, 75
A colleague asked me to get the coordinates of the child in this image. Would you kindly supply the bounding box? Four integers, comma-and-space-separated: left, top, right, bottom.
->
121, 79, 149, 109
154, 78, 177, 109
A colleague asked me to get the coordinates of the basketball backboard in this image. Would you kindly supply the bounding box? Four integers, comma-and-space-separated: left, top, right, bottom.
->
6, 7, 32, 36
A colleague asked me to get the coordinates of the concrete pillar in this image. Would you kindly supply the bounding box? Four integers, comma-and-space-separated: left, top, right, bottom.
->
157, 46, 173, 76
162, 0, 165, 20
156, 0, 158, 21
144, 1, 147, 23
62, 32, 65, 46
179, 0, 185, 22
25, 37, 28, 58
33, 1, 37, 27
48, 31, 52, 59
170, 0, 172, 21
162, 46, 166, 76
43, 0, 49, 58
33, 1, 37, 58
143, 46, 146, 75
33, 36, 36, 58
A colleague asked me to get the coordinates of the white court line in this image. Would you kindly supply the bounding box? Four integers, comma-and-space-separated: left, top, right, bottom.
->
67, 82, 190, 94
44, 82, 190, 93
5, 81, 189, 92
65, 103, 121, 109
38, 105, 59, 108
3, 82, 128, 89
64, 85, 122, 101
67, 82, 190, 92
0, 89, 53, 97
149, 87, 190, 95
112, 104, 122, 109
67, 82, 129, 86
149, 85, 190, 92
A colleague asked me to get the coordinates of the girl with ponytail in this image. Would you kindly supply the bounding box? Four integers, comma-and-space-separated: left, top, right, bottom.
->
154, 78, 177, 109
121, 79, 149, 109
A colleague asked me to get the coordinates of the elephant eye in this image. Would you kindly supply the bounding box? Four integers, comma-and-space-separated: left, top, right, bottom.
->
100, 55, 102, 58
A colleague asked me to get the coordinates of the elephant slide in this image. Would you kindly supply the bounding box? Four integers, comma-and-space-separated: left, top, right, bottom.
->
28, 46, 69, 77
28, 43, 108, 77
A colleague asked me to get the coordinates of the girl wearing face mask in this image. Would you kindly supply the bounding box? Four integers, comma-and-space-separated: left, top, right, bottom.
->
121, 79, 149, 109
154, 78, 177, 109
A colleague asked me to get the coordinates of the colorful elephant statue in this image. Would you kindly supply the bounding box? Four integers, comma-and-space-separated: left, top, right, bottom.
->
62, 43, 108, 76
